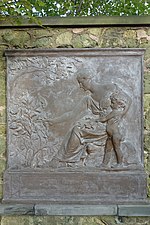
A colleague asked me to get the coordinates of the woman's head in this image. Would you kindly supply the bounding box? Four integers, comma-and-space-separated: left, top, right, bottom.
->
76, 68, 92, 91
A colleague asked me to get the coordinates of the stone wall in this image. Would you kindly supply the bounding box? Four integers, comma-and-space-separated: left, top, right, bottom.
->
0, 24, 150, 224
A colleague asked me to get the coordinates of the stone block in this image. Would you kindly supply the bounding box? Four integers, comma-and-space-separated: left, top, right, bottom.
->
144, 72, 150, 94
3, 170, 147, 204
0, 204, 34, 215
35, 204, 117, 216
34, 37, 53, 48
118, 204, 150, 216
56, 32, 73, 46
72, 34, 97, 47
2, 30, 30, 48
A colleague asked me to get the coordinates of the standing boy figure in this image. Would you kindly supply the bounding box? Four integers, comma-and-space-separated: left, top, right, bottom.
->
99, 91, 132, 167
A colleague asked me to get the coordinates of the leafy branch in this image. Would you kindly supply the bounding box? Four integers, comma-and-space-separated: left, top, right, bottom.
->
0, 0, 150, 24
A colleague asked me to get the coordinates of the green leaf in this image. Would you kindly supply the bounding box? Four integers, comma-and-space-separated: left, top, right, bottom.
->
0, 0, 150, 24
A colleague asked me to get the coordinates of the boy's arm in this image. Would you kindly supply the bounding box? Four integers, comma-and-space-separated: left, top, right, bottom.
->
99, 110, 116, 122
122, 95, 132, 116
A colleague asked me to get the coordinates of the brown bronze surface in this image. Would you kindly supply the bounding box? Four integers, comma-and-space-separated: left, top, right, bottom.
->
3, 48, 147, 204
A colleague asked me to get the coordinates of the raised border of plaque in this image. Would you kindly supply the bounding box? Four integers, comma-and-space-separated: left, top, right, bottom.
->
3, 48, 147, 204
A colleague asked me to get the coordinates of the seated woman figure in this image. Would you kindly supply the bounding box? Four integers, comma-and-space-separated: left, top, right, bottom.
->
48, 69, 119, 167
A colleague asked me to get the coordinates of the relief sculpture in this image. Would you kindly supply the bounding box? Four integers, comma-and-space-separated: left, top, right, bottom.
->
4, 49, 147, 204
6, 51, 143, 170
46, 68, 135, 169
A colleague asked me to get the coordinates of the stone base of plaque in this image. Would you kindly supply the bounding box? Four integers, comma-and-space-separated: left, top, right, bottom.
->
3, 169, 147, 204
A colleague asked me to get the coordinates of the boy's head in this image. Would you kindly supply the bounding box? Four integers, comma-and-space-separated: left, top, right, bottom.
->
110, 93, 126, 109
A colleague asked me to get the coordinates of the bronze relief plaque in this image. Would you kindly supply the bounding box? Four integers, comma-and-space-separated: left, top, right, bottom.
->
3, 48, 147, 204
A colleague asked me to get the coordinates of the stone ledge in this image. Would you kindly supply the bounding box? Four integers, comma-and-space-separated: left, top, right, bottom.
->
0, 204, 35, 215
0, 16, 150, 28
118, 205, 150, 217
35, 204, 117, 216
0, 203, 150, 216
